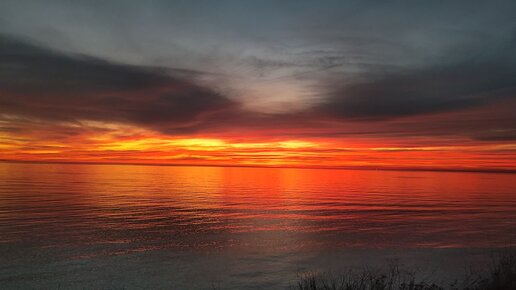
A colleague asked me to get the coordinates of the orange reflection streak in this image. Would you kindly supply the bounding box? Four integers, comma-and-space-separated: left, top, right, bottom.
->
4, 163, 512, 248
0, 121, 515, 171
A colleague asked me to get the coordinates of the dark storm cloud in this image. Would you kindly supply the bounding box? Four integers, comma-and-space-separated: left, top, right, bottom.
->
1, 31, 515, 143
316, 37, 516, 120
0, 34, 237, 131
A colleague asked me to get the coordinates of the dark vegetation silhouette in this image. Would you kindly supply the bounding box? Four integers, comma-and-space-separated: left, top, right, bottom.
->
293, 252, 515, 290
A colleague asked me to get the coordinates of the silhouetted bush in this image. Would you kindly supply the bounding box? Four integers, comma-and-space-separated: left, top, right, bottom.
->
293, 251, 515, 290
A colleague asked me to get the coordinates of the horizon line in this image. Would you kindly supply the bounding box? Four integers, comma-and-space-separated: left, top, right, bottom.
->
1, 159, 515, 175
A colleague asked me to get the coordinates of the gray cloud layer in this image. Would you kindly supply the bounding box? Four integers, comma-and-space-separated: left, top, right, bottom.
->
0, 35, 237, 132
317, 45, 516, 120
0, 1, 515, 142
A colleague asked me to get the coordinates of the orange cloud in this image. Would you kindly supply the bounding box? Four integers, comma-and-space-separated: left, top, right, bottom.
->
1, 120, 515, 172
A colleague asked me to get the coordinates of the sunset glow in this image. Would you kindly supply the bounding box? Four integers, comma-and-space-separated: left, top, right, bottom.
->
1, 120, 515, 171
0, 1, 515, 172
2, 2, 516, 290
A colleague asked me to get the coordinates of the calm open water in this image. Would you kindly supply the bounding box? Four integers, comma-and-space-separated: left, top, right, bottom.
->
1, 162, 515, 289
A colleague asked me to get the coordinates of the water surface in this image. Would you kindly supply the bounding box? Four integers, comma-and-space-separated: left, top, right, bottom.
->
1, 163, 515, 289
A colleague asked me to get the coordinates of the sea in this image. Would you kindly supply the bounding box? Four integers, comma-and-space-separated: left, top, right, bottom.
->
1, 162, 515, 289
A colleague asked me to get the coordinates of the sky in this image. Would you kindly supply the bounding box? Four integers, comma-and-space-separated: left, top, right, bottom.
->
0, 0, 515, 171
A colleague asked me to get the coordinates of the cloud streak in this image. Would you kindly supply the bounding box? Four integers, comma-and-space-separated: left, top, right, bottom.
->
1, 33, 515, 143
0, 34, 237, 133
315, 35, 516, 120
